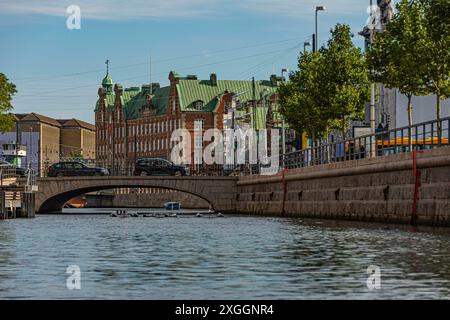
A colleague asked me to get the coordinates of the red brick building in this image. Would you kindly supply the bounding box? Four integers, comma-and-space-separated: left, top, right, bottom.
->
95, 70, 291, 174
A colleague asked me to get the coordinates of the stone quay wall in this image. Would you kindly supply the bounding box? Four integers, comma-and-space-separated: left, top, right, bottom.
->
236, 147, 450, 226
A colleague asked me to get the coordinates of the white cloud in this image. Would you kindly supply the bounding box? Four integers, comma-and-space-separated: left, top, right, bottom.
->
0, 0, 368, 20
0, 0, 215, 20
235, 0, 369, 17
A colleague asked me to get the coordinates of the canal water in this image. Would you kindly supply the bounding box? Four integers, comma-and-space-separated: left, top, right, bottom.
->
1, 209, 450, 299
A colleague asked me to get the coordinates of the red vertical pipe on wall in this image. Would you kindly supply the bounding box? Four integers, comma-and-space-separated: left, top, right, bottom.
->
411, 150, 423, 226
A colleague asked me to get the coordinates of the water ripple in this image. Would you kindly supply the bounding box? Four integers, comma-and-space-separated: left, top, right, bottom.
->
1, 213, 450, 299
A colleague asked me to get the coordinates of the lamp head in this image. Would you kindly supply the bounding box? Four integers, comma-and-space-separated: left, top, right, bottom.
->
316, 5, 326, 11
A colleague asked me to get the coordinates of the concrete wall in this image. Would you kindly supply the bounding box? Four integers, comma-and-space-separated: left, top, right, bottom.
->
396, 93, 450, 128
85, 191, 209, 209
81, 128, 96, 159
60, 127, 81, 158
237, 147, 450, 227
40, 123, 61, 170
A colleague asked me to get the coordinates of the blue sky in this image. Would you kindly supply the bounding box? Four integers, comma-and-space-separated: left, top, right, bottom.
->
0, 0, 372, 123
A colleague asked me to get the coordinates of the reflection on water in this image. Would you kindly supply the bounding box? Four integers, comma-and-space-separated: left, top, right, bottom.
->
1, 209, 450, 299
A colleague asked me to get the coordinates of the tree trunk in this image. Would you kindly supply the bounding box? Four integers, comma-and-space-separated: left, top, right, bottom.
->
407, 94, 413, 152
342, 117, 348, 160
311, 131, 316, 165
325, 126, 330, 163
341, 116, 346, 141
407, 94, 413, 128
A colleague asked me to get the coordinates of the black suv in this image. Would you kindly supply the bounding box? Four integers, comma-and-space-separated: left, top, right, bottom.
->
47, 162, 109, 177
134, 158, 187, 176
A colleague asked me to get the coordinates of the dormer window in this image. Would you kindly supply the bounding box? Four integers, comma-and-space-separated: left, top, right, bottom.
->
194, 100, 204, 110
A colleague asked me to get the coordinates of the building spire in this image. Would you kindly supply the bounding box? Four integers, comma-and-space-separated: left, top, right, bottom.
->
102, 59, 113, 92
105, 59, 110, 76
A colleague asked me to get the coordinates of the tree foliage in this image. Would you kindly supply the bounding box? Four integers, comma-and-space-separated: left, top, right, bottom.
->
279, 23, 369, 143
422, 0, 450, 123
0, 73, 16, 133
321, 24, 370, 138
367, 0, 429, 127
367, 0, 450, 127
278, 52, 328, 144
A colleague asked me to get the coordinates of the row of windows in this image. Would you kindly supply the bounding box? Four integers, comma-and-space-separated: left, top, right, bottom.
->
129, 119, 181, 136
98, 138, 175, 154
97, 128, 125, 141
97, 119, 182, 141
98, 144, 125, 154
130, 138, 174, 153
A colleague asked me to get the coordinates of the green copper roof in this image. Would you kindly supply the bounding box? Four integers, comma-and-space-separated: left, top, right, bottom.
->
102, 74, 113, 87
152, 86, 170, 115
95, 92, 115, 112
95, 88, 140, 112
176, 79, 278, 112
95, 74, 284, 125
122, 86, 170, 120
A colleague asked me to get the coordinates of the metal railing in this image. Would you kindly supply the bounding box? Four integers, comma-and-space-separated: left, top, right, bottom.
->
0, 164, 19, 185
282, 117, 450, 170
11, 117, 450, 178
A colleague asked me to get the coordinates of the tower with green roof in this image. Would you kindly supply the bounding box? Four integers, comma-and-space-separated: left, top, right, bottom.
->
102, 59, 113, 92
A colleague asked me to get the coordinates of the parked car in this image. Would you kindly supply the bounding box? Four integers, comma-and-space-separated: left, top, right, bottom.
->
47, 162, 109, 177
0, 159, 27, 177
134, 158, 187, 176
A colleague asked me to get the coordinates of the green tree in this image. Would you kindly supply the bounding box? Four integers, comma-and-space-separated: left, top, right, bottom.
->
0, 73, 17, 133
321, 24, 370, 138
367, 0, 429, 129
278, 52, 328, 148
423, 0, 450, 128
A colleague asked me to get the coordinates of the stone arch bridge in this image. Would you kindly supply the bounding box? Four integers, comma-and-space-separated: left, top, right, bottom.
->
34, 176, 238, 213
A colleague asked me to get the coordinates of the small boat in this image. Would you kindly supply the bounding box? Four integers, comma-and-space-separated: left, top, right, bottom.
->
164, 202, 181, 211
195, 213, 203, 218
111, 209, 130, 218
130, 212, 139, 218
152, 212, 167, 218
217, 213, 224, 218
142, 213, 155, 218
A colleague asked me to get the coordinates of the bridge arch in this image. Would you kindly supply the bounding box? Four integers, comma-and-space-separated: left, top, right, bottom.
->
35, 176, 237, 214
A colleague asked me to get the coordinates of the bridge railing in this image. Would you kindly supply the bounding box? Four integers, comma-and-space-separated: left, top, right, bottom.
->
282, 117, 450, 170
27, 117, 450, 177
37, 160, 248, 177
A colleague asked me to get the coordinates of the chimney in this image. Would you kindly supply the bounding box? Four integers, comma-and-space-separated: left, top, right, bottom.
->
270, 74, 278, 86
210, 73, 217, 86
151, 83, 160, 93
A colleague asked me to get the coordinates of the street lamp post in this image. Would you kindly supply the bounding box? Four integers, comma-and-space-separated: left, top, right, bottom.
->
369, 0, 376, 157
314, 6, 326, 52
281, 69, 289, 165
